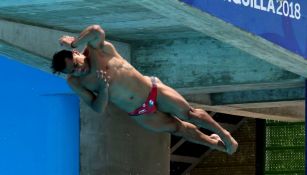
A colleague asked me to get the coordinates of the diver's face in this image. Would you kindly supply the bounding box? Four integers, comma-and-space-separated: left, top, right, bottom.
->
63, 50, 89, 76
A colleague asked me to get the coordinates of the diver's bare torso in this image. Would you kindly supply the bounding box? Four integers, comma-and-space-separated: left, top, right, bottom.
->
70, 42, 155, 112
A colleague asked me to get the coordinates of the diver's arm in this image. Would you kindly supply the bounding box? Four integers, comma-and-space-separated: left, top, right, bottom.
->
93, 83, 109, 113
67, 77, 108, 113
71, 25, 105, 49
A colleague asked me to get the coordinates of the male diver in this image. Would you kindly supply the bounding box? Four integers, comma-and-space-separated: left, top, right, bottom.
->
52, 25, 238, 154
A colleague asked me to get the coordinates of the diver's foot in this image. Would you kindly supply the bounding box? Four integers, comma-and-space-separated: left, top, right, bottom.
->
222, 131, 238, 155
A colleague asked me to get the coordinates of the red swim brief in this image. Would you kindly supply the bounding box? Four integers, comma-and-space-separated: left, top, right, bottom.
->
128, 77, 158, 116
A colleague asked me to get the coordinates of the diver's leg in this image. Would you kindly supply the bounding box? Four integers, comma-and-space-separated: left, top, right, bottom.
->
132, 111, 226, 153
155, 80, 237, 154
171, 117, 227, 153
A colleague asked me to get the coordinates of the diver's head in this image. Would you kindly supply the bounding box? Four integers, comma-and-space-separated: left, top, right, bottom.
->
51, 49, 89, 76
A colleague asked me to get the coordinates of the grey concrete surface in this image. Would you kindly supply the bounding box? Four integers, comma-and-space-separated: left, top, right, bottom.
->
80, 102, 170, 175
0, 19, 130, 62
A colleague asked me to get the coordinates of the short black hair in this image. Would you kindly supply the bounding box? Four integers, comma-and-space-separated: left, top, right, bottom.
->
51, 50, 73, 74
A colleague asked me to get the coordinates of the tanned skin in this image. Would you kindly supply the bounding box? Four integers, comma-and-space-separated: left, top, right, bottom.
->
58, 25, 238, 154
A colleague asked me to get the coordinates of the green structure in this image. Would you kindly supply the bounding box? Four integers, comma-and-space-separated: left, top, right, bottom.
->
265, 121, 305, 174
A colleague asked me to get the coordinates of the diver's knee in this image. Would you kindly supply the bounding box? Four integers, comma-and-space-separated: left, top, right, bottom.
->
186, 107, 206, 125
186, 107, 198, 120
